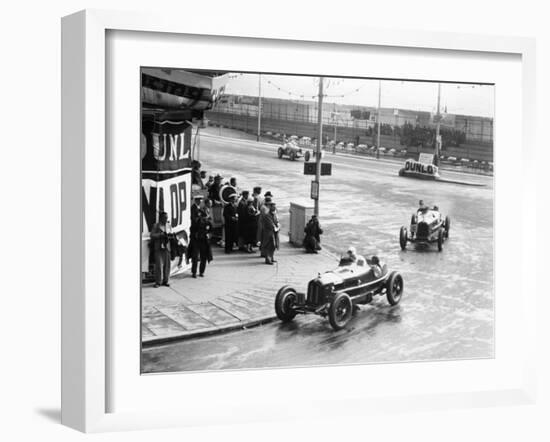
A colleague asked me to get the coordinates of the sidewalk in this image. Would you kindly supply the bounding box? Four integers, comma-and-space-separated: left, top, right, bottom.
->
142, 237, 338, 346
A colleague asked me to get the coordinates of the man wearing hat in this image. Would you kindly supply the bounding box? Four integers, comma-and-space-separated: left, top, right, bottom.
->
150, 211, 174, 287
260, 199, 280, 264
208, 174, 223, 203
237, 190, 250, 251
190, 194, 204, 229
187, 209, 213, 278
223, 193, 239, 253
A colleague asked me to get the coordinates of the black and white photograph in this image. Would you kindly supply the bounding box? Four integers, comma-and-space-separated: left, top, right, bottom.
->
140, 68, 494, 374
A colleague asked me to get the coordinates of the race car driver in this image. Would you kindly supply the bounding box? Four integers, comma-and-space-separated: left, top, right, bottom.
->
346, 246, 367, 267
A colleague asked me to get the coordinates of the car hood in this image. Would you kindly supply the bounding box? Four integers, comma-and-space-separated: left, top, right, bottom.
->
417, 210, 441, 224
317, 272, 344, 285
319, 264, 370, 285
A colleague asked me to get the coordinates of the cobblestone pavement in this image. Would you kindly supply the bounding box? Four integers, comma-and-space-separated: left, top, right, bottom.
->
142, 238, 337, 345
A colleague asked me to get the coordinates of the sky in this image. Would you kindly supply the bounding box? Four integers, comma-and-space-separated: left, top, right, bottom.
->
222, 73, 495, 118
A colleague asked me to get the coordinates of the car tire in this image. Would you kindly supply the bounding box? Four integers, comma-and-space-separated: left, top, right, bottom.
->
275, 285, 298, 322
277, 147, 284, 159
386, 272, 404, 306
289, 151, 296, 161
437, 229, 444, 252
445, 216, 451, 239
328, 293, 353, 331
410, 213, 417, 225
304, 151, 310, 162
399, 226, 408, 250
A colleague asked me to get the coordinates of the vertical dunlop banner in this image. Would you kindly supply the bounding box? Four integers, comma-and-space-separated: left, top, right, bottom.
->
141, 116, 193, 274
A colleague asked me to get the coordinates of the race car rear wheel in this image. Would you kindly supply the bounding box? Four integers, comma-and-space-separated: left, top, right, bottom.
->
328, 293, 353, 331
275, 285, 298, 322
445, 216, 451, 238
304, 151, 311, 162
386, 272, 404, 306
277, 147, 284, 158
437, 229, 444, 252
399, 227, 408, 250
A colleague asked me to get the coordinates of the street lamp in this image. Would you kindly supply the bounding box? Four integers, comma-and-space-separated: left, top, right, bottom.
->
376, 80, 381, 159
314, 77, 324, 217
256, 73, 262, 142
434, 83, 442, 167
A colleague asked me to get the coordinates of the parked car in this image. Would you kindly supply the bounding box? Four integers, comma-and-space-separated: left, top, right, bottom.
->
399, 206, 450, 251
274, 256, 404, 330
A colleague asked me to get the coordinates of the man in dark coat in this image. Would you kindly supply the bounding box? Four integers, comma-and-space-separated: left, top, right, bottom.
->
190, 195, 203, 229
260, 201, 280, 265
208, 174, 223, 203
303, 215, 323, 253
223, 194, 239, 253
150, 211, 173, 287
243, 197, 258, 253
237, 190, 250, 251
187, 209, 213, 277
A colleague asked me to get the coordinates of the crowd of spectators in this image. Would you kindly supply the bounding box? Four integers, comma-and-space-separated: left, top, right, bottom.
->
190, 160, 282, 266
398, 123, 466, 149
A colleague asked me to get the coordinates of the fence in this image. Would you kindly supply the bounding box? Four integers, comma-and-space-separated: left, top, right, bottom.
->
205, 110, 493, 163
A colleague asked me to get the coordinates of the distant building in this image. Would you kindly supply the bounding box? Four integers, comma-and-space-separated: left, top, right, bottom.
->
211, 94, 493, 144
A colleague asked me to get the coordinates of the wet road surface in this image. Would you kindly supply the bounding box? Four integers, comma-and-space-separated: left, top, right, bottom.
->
142, 135, 494, 373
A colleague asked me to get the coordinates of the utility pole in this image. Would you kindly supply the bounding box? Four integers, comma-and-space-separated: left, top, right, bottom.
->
434, 83, 441, 166
332, 105, 338, 154
314, 77, 324, 217
376, 80, 381, 159
257, 74, 262, 142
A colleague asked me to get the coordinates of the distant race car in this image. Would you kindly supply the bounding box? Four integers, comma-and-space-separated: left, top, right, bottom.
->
277, 138, 304, 161
399, 206, 450, 251
274, 256, 404, 330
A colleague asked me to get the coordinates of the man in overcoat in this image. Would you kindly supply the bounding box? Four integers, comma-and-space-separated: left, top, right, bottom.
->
187, 209, 213, 277
150, 211, 173, 287
223, 193, 239, 253
260, 201, 280, 265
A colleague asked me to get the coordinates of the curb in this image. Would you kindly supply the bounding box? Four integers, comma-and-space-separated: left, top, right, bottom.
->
142, 314, 278, 347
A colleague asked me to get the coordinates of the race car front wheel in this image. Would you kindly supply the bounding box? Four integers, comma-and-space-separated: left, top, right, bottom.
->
277, 147, 284, 158
328, 293, 353, 331
399, 227, 408, 250
304, 151, 311, 162
275, 285, 298, 322
437, 229, 444, 252
445, 216, 451, 238
386, 272, 404, 306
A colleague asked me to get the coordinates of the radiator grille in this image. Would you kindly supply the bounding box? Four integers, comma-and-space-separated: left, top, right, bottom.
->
307, 280, 322, 305
416, 222, 430, 239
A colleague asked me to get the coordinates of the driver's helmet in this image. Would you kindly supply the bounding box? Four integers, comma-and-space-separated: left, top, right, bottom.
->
371, 255, 380, 265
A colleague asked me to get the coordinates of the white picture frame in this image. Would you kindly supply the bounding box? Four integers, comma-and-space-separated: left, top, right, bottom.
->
61, 9, 537, 433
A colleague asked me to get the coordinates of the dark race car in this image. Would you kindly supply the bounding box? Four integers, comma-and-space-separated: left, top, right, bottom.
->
274, 256, 404, 331
399, 207, 450, 252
